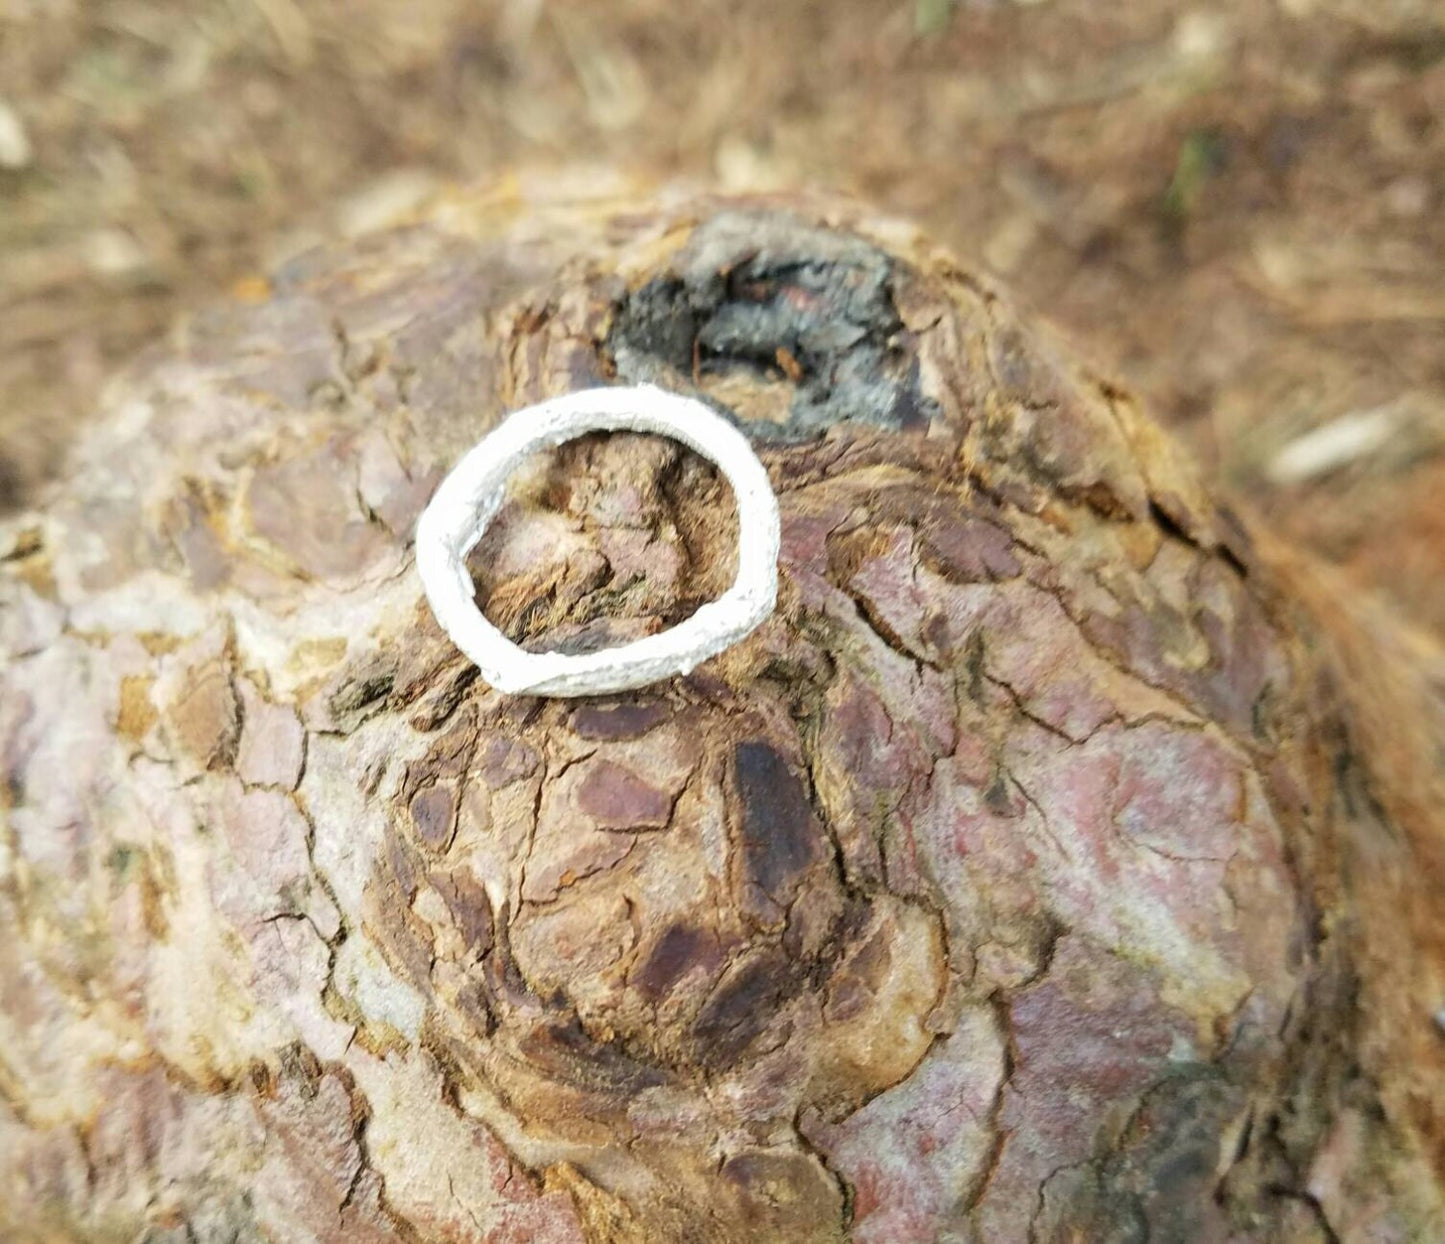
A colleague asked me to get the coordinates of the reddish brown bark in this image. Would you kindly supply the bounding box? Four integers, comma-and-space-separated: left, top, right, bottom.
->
1, 194, 1442, 1242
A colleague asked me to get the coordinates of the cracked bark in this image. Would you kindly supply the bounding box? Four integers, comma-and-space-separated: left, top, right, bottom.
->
1, 195, 1443, 1243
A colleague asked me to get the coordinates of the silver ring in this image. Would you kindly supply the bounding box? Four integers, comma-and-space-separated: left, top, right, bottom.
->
416, 385, 780, 698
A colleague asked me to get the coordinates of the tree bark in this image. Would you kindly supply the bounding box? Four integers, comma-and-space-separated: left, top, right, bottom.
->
1, 193, 1442, 1243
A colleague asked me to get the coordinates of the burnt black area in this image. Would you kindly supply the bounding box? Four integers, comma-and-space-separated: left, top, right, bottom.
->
521, 1012, 669, 1094
569, 698, 673, 741
429, 868, 494, 950
633, 922, 717, 1002
690, 945, 800, 1065
605, 210, 940, 442
734, 739, 824, 908
1085, 1068, 1252, 1244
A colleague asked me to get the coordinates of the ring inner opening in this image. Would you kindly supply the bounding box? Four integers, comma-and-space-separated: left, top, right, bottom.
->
466, 431, 741, 656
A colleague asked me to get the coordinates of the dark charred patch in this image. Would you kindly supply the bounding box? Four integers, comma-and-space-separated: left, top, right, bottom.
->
733, 741, 826, 913
380, 822, 419, 902
408, 784, 458, 851
366, 824, 441, 987
604, 210, 940, 442
576, 759, 674, 830
428, 867, 495, 952
275, 1041, 326, 1097
963, 630, 988, 705
475, 734, 540, 787
570, 698, 673, 740
1213, 502, 1255, 580
822, 919, 894, 1023
399, 714, 477, 850
718, 1149, 848, 1236
325, 654, 397, 731
983, 770, 1021, 818
406, 661, 479, 732
518, 1013, 669, 1095
691, 947, 801, 1065
908, 503, 1023, 583
1082, 1069, 1253, 1244
782, 886, 860, 965
1146, 494, 1240, 572
633, 922, 723, 1002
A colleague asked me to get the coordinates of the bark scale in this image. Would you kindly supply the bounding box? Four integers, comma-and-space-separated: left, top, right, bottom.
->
1, 194, 1442, 1242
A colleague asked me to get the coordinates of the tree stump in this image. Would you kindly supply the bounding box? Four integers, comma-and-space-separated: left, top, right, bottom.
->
2, 193, 1443, 1243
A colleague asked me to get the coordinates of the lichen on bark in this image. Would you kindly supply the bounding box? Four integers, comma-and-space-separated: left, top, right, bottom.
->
1, 194, 1442, 1242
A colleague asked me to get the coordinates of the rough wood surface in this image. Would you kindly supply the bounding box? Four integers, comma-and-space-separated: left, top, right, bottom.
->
2, 192, 1443, 1243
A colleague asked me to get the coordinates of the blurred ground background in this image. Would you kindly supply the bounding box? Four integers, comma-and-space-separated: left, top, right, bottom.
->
2, 0, 1443, 631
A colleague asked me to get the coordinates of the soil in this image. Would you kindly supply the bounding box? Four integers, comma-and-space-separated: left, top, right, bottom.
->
3, 0, 1444, 628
